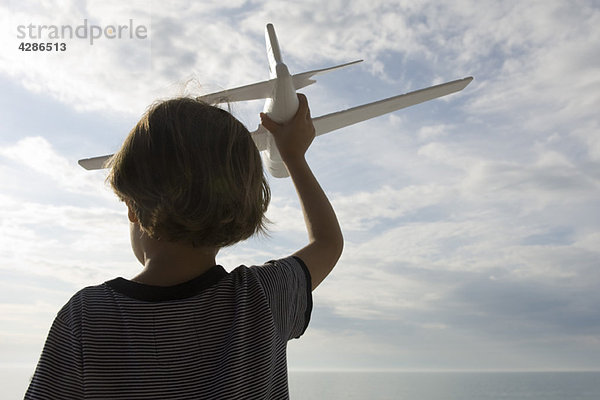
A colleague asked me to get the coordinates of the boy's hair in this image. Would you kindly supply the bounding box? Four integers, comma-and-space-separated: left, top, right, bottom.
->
108, 97, 270, 248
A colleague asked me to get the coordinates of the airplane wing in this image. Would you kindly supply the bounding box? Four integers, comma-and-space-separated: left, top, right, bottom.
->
312, 76, 473, 136
78, 132, 268, 169
78, 155, 112, 170
292, 60, 363, 90
197, 60, 363, 104
248, 76, 473, 152
196, 79, 276, 104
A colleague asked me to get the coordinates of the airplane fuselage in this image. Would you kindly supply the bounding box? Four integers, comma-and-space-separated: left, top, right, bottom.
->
261, 24, 300, 177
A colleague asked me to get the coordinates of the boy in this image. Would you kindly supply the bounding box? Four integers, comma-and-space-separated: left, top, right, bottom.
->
25, 93, 343, 399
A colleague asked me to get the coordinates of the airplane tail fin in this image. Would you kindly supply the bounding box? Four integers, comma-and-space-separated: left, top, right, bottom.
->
265, 23, 283, 78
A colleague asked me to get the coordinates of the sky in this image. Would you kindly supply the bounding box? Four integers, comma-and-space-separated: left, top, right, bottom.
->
1, 0, 600, 396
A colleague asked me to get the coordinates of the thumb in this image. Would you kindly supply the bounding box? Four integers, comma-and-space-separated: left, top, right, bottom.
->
260, 112, 282, 135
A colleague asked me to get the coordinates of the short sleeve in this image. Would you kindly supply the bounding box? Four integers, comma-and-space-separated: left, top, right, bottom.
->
25, 311, 83, 399
251, 256, 313, 341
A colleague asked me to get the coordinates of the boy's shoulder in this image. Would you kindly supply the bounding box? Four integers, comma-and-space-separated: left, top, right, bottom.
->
56, 256, 309, 317
56, 281, 111, 311
233, 256, 311, 290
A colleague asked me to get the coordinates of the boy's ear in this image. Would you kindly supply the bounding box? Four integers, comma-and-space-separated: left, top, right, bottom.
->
126, 202, 138, 223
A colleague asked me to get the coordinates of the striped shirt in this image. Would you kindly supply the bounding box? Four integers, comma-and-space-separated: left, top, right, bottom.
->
25, 256, 312, 400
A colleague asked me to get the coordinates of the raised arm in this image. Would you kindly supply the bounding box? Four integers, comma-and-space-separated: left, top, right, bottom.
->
260, 94, 343, 290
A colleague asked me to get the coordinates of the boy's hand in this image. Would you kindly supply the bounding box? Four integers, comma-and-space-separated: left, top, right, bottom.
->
259, 93, 315, 163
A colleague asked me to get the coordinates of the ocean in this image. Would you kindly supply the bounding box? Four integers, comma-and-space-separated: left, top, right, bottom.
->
288, 371, 600, 400
6, 367, 600, 399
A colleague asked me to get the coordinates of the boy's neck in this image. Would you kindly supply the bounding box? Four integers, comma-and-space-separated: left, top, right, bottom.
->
132, 254, 218, 287
130, 223, 219, 286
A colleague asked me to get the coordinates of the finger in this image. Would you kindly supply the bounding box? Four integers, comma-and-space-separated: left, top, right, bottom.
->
260, 112, 282, 134
295, 93, 310, 120
297, 93, 312, 120
297, 93, 307, 112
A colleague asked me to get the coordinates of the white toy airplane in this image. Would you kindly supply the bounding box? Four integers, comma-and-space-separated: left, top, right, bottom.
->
79, 23, 473, 178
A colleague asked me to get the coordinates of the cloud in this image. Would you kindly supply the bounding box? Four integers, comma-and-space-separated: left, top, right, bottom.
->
0, 0, 472, 115
0, 193, 133, 283
0, 137, 136, 290
0, 136, 112, 198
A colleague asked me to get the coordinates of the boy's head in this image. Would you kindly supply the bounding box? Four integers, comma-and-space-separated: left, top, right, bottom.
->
108, 97, 270, 248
